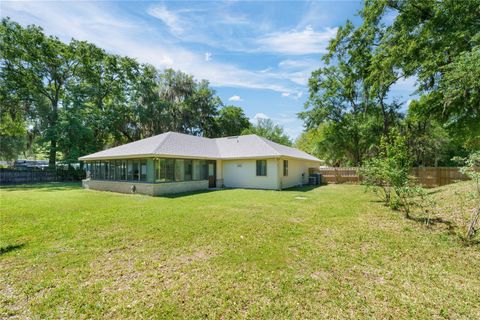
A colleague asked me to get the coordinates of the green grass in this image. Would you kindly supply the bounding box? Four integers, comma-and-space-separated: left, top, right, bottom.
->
1, 182, 479, 319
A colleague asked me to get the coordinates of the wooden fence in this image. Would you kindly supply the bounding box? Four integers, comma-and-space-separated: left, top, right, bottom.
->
0, 168, 84, 185
313, 167, 469, 188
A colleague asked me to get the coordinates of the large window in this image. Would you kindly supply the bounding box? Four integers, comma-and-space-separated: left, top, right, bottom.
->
155, 158, 208, 182
155, 158, 175, 182
283, 160, 288, 176
109, 162, 115, 180
89, 158, 211, 182
120, 160, 127, 180
192, 160, 208, 180
256, 160, 267, 176
184, 160, 193, 181
132, 160, 139, 180
127, 161, 133, 180
175, 159, 185, 182
140, 160, 147, 181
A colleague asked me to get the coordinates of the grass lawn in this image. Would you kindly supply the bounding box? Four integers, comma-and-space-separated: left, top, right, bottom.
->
1, 182, 479, 319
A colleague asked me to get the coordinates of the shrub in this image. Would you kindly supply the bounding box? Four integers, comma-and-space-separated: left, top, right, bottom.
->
361, 131, 426, 217
455, 152, 480, 240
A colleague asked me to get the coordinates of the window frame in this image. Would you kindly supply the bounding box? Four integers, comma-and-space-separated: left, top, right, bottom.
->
256, 160, 267, 176
283, 160, 288, 177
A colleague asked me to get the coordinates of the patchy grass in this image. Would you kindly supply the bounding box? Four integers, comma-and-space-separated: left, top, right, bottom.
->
425, 180, 479, 237
1, 182, 479, 319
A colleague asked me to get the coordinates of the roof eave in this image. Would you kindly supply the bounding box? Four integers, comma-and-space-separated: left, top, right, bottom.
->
79, 153, 221, 161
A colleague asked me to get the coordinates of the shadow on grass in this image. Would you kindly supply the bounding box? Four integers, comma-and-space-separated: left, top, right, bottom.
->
162, 186, 321, 198
406, 215, 456, 232
162, 189, 220, 198
0, 182, 82, 192
281, 185, 323, 193
0, 243, 26, 256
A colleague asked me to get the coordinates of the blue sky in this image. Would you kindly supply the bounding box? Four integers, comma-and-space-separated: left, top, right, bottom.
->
1, 1, 416, 139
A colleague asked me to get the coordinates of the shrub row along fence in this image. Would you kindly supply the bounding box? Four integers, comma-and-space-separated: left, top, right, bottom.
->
313, 167, 469, 188
0, 168, 85, 185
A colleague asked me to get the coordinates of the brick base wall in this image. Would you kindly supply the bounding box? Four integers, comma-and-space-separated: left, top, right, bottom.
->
82, 179, 209, 196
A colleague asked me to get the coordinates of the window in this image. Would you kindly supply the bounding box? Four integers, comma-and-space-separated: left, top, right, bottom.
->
193, 160, 201, 180
99, 161, 105, 179
283, 160, 288, 176
175, 159, 185, 181
208, 162, 215, 176
91, 162, 95, 179
140, 160, 147, 181
120, 160, 127, 180
109, 161, 115, 180
256, 160, 267, 176
155, 158, 174, 182
104, 161, 109, 180
154, 158, 211, 182
132, 160, 139, 180
184, 160, 193, 181
127, 160, 133, 180
200, 160, 208, 180
193, 160, 208, 180
114, 161, 120, 180
155, 159, 163, 182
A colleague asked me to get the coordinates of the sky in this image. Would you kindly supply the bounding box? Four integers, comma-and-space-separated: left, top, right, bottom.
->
1, 0, 416, 139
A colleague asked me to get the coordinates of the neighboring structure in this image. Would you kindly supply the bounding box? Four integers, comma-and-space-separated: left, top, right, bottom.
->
79, 132, 321, 196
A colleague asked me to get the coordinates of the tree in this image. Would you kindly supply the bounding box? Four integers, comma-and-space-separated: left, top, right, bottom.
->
458, 152, 480, 240
0, 18, 245, 163
215, 105, 251, 137
157, 68, 196, 134
361, 131, 419, 216
185, 80, 221, 137
299, 63, 387, 165
360, 0, 480, 152
299, 15, 403, 166
402, 98, 455, 166
1, 18, 80, 167
242, 118, 292, 146
294, 126, 325, 160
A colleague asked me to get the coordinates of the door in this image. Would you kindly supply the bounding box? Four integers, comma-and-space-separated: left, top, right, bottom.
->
207, 160, 216, 188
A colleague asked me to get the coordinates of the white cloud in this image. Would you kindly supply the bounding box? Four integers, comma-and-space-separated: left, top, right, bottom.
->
281, 92, 291, 97
251, 112, 270, 123
147, 5, 184, 35
204, 52, 212, 61
1, 1, 298, 94
228, 95, 242, 102
278, 59, 318, 69
257, 26, 337, 55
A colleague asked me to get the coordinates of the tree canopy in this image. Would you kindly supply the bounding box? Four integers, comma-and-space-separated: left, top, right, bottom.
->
242, 118, 292, 146
298, 0, 480, 166
0, 18, 257, 164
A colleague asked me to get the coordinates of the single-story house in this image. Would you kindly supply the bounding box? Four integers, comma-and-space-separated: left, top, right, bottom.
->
79, 132, 321, 196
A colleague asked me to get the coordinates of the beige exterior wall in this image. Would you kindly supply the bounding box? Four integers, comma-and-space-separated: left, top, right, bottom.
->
222, 158, 280, 189
82, 179, 208, 196
280, 158, 319, 189
82, 157, 320, 194
216, 159, 224, 187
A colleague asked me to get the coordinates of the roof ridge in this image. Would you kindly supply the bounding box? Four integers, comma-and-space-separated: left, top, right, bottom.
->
254, 135, 281, 156
152, 131, 172, 155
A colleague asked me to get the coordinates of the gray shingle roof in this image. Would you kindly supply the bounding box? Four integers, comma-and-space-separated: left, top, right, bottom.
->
79, 132, 320, 162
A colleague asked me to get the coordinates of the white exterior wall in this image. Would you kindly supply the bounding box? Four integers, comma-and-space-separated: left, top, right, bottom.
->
280, 158, 320, 189
222, 158, 280, 190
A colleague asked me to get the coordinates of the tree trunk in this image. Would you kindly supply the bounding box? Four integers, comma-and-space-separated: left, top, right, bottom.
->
380, 100, 389, 136
466, 206, 480, 239
49, 139, 57, 167
48, 99, 59, 168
